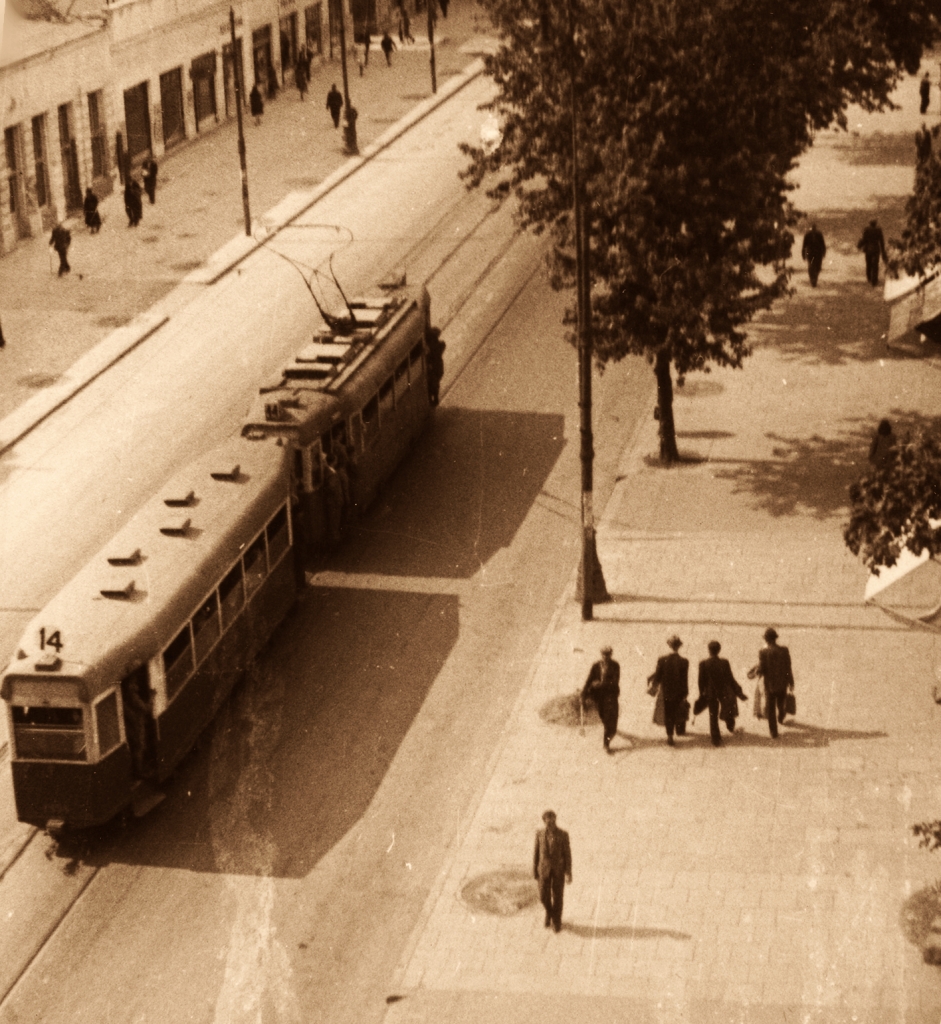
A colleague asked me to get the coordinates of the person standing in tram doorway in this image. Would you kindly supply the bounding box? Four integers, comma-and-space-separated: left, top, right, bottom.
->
250, 83, 265, 126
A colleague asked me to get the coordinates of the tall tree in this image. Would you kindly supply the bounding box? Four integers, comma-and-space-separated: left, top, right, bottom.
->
463, 0, 941, 462
845, 428, 941, 572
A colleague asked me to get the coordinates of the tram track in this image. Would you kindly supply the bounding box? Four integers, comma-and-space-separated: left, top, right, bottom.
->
0, 179, 543, 1019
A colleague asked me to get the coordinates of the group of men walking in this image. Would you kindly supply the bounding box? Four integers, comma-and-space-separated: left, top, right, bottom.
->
800, 218, 889, 288
580, 629, 796, 753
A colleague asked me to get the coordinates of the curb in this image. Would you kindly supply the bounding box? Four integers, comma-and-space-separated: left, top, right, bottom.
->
0, 57, 487, 457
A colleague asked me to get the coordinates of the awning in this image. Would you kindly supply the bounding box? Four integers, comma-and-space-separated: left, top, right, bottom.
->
887, 271, 941, 345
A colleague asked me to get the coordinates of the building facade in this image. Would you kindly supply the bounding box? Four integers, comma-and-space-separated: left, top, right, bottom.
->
0, 0, 399, 255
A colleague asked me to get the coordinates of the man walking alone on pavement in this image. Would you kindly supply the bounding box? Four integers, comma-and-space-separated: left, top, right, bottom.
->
857, 219, 888, 286
801, 223, 826, 287
921, 72, 931, 115
748, 628, 795, 739
648, 635, 689, 745
326, 84, 344, 128
49, 222, 71, 276
581, 645, 620, 753
534, 811, 571, 933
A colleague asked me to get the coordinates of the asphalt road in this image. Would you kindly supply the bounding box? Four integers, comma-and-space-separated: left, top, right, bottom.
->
0, 229, 652, 1024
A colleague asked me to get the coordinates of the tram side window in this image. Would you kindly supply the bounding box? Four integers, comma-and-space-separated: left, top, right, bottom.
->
12, 706, 86, 761
379, 377, 395, 417
95, 691, 121, 757
243, 532, 268, 597
362, 395, 380, 446
219, 561, 244, 631
192, 592, 221, 664
395, 358, 409, 401
163, 625, 195, 702
267, 505, 290, 566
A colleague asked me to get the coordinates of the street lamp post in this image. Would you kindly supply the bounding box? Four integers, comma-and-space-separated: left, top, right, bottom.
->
230, 7, 252, 236
427, 1, 437, 94
335, 0, 358, 155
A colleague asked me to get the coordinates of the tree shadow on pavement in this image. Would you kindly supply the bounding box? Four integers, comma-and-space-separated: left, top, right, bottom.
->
710, 409, 941, 520
709, 428, 871, 519
564, 923, 691, 941
828, 129, 918, 168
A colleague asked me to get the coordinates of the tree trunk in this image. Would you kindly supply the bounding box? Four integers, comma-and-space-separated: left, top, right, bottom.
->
655, 349, 680, 464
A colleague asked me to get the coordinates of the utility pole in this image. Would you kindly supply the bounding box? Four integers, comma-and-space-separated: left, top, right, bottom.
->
567, 0, 608, 620
230, 7, 252, 236
335, 0, 358, 154
427, 0, 437, 94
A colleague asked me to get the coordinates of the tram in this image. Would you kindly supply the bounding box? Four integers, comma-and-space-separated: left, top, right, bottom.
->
1, 281, 439, 829
241, 282, 434, 560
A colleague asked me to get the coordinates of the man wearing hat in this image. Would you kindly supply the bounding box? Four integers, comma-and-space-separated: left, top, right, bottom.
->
533, 810, 572, 932
748, 628, 794, 738
648, 635, 689, 745
581, 645, 621, 752
697, 641, 747, 747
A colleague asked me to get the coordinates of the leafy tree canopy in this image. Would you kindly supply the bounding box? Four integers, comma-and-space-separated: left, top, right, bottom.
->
845, 428, 941, 572
463, 0, 941, 461
892, 123, 941, 277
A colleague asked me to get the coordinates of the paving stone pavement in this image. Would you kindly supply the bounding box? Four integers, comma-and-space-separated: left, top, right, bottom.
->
383, 62, 941, 1024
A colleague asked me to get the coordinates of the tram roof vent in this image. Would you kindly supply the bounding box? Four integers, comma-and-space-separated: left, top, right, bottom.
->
107, 548, 141, 567
100, 579, 136, 600
164, 490, 196, 508
35, 653, 61, 672
210, 465, 241, 482
159, 517, 191, 537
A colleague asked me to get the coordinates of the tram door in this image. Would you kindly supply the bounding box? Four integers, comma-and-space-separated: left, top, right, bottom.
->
121, 665, 156, 778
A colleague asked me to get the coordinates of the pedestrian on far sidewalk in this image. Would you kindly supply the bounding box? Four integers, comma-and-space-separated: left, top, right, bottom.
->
124, 178, 143, 227
49, 222, 71, 276
364, 28, 371, 65
696, 641, 746, 747
533, 810, 571, 933
747, 628, 794, 739
801, 223, 826, 287
868, 418, 896, 472
921, 72, 931, 115
142, 157, 158, 205
647, 635, 689, 746
295, 54, 309, 99
401, 8, 414, 43
326, 84, 344, 128
83, 187, 101, 233
580, 645, 620, 753
250, 83, 264, 126
381, 31, 396, 65
857, 218, 888, 287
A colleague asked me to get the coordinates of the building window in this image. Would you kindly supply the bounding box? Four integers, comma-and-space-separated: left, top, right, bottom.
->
305, 4, 322, 56
31, 115, 48, 208
159, 69, 186, 149
191, 52, 218, 131
57, 103, 82, 210
87, 91, 108, 180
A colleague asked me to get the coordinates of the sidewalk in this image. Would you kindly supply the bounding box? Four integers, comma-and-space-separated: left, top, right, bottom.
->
384, 68, 941, 1023
0, 0, 494, 425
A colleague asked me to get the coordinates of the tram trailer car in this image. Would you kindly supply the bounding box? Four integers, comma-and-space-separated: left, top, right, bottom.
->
1, 435, 296, 829
0, 283, 439, 830
242, 283, 434, 562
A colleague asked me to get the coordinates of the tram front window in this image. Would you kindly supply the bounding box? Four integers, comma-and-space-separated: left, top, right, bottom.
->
12, 705, 86, 761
